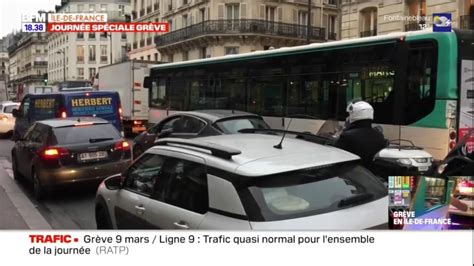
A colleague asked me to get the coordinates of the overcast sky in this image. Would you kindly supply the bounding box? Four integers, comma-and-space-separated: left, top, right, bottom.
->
0, 0, 60, 38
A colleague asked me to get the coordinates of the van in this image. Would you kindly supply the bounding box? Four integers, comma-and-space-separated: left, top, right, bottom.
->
12, 91, 122, 139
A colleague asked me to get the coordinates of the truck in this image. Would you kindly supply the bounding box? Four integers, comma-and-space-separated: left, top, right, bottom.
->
98, 60, 155, 137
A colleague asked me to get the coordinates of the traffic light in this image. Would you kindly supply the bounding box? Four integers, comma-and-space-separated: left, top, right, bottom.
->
43, 73, 48, 85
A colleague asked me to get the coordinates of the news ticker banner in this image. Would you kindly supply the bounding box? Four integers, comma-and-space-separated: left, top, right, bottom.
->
21, 13, 169, 33
0, 231, 471, 265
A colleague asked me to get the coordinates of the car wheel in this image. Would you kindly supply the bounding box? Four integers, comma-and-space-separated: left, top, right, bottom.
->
95, 202, 113, 229
32, 169, 45, 200
133, 144, 143, 160
12, 153, 22, 181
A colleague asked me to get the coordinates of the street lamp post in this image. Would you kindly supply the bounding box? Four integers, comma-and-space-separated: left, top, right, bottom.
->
56, 49, 66, 82
108, 33, 113, 64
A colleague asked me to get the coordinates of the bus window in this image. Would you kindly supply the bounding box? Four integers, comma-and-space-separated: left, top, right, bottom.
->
403, 41, 437, 124
150, 79, 167, 108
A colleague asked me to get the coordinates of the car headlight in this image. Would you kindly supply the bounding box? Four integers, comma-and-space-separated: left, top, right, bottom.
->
397, 158, 412, 165
414, 158, 430, 164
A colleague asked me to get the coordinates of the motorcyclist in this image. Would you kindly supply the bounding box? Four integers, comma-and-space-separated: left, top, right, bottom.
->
335, 101, 388, 169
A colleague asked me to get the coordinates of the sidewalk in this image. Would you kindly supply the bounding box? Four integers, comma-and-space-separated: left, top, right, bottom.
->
0, 158, 51, 229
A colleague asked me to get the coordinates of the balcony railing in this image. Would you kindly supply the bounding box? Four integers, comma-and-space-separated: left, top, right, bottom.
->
405, 21, 424, 31
33, 61, 47, 66
460, 15, 473, 30
155, 19, 326, 47
328, 32, 337, 40
360, 29, 377, 37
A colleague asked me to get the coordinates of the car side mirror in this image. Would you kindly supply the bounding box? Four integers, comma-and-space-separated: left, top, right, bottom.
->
374, 125, 383, 134
143, 76, 152, 89
158, 128, 173, 138
12, 109, 20, 118
104, 174, 124, 190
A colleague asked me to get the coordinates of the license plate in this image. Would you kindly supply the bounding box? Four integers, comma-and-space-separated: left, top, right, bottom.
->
79, 151, 108, 162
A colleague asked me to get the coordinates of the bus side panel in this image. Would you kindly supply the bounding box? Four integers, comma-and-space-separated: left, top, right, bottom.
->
63, 92, 123, 131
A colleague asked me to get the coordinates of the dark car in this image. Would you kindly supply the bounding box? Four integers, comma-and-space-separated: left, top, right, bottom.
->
132, 110, 270, 159
11, 117, 131, 199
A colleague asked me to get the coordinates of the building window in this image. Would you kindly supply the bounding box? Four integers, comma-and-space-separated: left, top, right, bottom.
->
89, 4, 95, 12
266, 6, 276, 22
199, 8, 206, 22
88, 45, 96, 62
100, 32, 107, 39
360, 8, 377, 37
140, 56, 144, 60
77, 68, 84, 79
89, 32, 95, 39
78, 4, 84, 12
119, 5, 125, 16
182, 51, 189, 61
147, 55, 151, 61
169, 54, 174, 62
226, 4, 240, 20
77, 32, 84, 40
100, 45, 108, 62
168, 0, 173, 11
89, 68, 96, 79
100, 4, 107, 12
182, 14, 188, 28
121, 32, 127, 40
225, 47, 239, 55
154, 53, 158, 61
76, 45, 84, 63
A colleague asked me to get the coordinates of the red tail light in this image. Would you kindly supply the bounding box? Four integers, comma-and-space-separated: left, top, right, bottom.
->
449, 141, 456, 150
115, 140, 130, 151
449, 131, 456, 140
58, 107, 67, 118
41, 147, 69, 160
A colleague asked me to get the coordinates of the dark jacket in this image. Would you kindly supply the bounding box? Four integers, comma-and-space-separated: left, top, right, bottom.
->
335, 120, 388, 167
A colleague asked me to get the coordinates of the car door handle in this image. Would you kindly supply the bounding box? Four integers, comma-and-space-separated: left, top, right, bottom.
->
173, 221, 189, 230
134, 205, 146, 215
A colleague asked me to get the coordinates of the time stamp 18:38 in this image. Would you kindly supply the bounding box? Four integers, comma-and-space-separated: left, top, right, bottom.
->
22, 23, 46, 32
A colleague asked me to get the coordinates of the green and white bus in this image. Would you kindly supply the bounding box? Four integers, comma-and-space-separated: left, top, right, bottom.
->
146, 29, 474, 160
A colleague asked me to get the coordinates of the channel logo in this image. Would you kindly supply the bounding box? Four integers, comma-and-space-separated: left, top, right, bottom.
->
432, 13, 452, 32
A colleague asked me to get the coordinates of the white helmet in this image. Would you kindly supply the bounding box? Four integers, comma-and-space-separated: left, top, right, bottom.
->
347, 101, 374, 123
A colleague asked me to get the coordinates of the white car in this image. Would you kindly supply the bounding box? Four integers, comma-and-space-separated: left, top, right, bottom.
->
95, 134, 388, 230
0, 101, 20, 137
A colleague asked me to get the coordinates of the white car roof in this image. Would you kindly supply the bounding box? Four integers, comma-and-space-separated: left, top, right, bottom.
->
149, 134, 360, 176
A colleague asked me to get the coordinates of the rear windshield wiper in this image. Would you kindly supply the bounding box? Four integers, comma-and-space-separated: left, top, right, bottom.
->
89, 138, 114, 143
338, 193, 374, 208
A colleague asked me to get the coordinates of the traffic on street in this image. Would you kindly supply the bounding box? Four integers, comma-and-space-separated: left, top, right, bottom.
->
1, 28, 473, 230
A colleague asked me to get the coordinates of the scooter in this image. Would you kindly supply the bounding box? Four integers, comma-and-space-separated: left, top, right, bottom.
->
316, 120, 434, 177
436, 129, 474, 176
